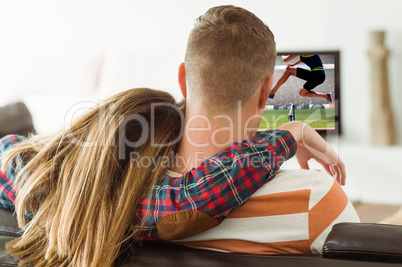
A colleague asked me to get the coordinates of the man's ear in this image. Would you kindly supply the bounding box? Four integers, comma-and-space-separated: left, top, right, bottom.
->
258, 75, 274, 109
178, 62, 187, 98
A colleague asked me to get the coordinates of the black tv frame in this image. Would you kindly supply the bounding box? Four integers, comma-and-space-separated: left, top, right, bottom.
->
276, 50, 341, 137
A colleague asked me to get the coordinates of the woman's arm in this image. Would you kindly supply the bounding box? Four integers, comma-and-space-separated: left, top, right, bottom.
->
278, 121, 346, 185
137, 129, 297, 237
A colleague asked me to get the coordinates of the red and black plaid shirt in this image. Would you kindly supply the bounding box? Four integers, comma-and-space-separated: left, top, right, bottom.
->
0, 130, 297, 239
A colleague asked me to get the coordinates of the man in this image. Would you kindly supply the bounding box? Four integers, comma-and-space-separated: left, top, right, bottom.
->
162, 5, 359, 254
269, 55, 333, 102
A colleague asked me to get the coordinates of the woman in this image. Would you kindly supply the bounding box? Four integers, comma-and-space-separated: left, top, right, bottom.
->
0, 88, 185, 266
1, 88, 300, 266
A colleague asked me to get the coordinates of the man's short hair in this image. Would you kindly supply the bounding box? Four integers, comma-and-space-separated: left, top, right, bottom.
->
185, 5, 276, 112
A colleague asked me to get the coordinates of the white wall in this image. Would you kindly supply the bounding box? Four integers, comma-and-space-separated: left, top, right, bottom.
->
1, 0, 401, 143
0, 0, 401, 203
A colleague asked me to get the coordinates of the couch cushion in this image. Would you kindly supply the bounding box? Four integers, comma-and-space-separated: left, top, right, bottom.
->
2, 240, 402, 267
0, 102, 35, 138
116, 241, 402, 267
0, 236, 18, 266
0, 209, 20, 266
0, 209, 21, 237
2, 208, 402, 267
323, 222, 402, 263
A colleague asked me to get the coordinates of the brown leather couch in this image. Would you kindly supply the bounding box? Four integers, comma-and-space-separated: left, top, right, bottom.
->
0, 102, 35, 139
1, 208, 402, 267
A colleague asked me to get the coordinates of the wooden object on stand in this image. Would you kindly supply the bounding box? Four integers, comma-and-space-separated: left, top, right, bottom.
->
367, 30, 396, 145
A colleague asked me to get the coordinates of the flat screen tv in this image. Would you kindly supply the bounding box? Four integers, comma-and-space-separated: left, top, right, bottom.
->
259, 51, 341, 137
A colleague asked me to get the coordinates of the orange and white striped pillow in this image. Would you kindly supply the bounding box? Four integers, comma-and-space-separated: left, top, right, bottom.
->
173, 169, 360, 254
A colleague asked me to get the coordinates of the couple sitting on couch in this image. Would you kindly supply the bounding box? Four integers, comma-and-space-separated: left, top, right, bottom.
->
0, 5, 359, 267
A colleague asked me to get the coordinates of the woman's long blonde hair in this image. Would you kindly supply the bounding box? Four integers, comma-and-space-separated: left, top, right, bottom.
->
1, 88, 184, 266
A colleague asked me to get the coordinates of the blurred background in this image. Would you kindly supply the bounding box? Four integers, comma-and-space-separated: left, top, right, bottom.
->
0, 0, 401, 205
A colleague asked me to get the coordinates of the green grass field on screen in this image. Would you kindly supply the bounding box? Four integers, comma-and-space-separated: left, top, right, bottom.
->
259, 108, 335, 130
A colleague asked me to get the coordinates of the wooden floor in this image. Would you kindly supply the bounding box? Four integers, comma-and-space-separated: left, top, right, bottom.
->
353, 202, 402, 223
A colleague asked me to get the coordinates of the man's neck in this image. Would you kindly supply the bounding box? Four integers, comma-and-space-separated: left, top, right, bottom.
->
170, 107, 258, 174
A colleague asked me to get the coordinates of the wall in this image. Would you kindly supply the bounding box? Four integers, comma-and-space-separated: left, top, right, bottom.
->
0, 1, 401, 203
1, 0, 401, 143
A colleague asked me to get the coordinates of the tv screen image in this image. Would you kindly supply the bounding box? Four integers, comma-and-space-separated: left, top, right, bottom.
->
259, 51, 340, 136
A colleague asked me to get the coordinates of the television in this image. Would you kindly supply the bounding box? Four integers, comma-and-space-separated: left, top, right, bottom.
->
259, 51, 341, 138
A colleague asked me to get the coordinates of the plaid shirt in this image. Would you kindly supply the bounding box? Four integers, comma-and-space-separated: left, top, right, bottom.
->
0, 130, 297, 240
0, 134, 25, 210
136, 129, 297, 239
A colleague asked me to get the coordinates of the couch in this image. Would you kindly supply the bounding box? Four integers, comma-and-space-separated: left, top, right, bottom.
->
2, 208, 402, 267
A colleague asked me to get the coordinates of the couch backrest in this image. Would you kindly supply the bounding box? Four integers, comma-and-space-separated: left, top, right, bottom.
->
0, 209, 20, 266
